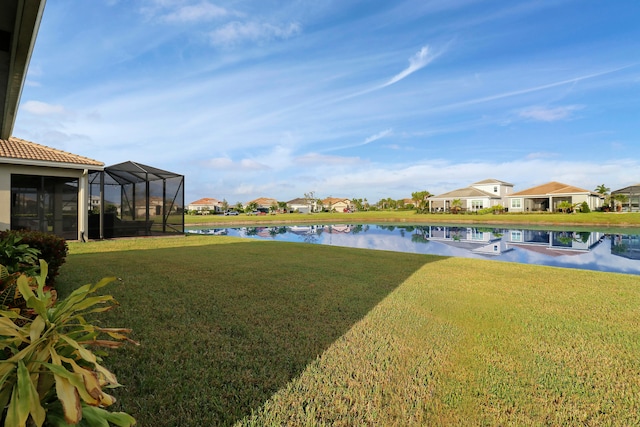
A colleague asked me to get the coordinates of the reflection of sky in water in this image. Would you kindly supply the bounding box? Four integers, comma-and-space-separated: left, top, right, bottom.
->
187, 225, 640, 275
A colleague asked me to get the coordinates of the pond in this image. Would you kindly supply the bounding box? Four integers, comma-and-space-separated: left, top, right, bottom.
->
186, 224, 640, 275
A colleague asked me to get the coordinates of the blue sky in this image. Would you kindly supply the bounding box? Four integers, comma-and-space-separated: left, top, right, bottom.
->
14, 0, 640, 204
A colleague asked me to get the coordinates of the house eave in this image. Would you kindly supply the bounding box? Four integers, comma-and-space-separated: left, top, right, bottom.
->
0, 156, 104, 171
1, 0, 47, 140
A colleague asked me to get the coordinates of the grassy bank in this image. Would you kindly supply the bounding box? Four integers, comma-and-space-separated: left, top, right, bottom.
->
187, 210, 640, 230
59, 236, 640, 426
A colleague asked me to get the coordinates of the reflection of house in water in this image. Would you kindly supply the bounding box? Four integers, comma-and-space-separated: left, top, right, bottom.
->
427, 226, 512, 255
288, 225, 320, 235
505, 229, 603, 255
322, 224, 352, 233
611, 234, 640, 260
428, 226, 500, 243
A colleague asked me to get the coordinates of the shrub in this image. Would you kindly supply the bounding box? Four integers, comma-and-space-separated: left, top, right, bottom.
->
580, 201, 591, 213
0, 231, 68, 286
0, 234, 40, 277
0, 261, 137, 426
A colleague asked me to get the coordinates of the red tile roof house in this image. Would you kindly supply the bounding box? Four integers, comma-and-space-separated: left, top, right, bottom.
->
187, 198, 223, 214
506, 181, 605, 213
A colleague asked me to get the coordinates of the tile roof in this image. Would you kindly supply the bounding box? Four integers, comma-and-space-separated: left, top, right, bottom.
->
322, 197, 350, 204
188, 198, 220, 206
472, 178, 514, 186
510, 181, 596, 197
248, 197, 278, 206
430, 187, 497, 199
0, 137, 104, 167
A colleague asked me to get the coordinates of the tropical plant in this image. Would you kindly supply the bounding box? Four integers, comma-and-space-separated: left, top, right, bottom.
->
557, 200, 576, 213
611, 194, 629, 212
450, 199, 463, 214
0, 261, 137, 427
0, 231, 68, 286
0, 234, 41, 277
411, 191, 432, 214
594, 184, 610, 195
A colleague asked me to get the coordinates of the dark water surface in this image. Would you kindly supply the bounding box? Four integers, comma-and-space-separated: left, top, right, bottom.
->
187, 224, 640, 275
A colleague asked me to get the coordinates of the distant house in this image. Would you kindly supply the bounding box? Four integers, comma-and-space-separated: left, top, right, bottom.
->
287, 197, 316, 213
428, 179, 514, 212
506, 181, 603, 212
188, 197, 223, 213
247, 197, 279, 210
322, 197, 352, 212
611, 184, 640, 212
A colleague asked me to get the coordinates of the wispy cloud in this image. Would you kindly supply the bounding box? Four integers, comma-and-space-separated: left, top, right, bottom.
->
519, 105, 582, 122
204, 157, 270, 171
22, 101, 68, 116
295, 153, 363, 165
162, 2, 230, 23
363, 129, 393, 145
381, 46, 434, 88
209, 21, 301, 46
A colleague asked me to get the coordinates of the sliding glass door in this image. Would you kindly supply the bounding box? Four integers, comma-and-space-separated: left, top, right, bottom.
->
11, 174, 79, 240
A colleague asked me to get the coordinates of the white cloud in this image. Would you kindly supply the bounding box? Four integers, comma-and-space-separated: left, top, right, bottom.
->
162, 2, 230, 23
204, 157, 270, 171
21, 101, 68, 116
295, 153, 363, 165
363, 129, 392, 145
209, 21, 301, 46
382, 46, 435, 88
519, 105, 582, 122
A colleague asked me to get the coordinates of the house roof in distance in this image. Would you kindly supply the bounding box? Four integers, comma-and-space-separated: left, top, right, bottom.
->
0, 137, 104, 167
189, 198, 220, 206
472, 178, 514, 186
430, 187, 497, 199
510, 181, 598, 197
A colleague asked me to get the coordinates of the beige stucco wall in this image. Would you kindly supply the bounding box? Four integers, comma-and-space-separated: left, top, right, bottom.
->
0, 164, 90, 240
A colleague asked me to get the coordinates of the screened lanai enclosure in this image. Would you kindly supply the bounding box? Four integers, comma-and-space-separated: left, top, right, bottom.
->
88, 161, 184, 239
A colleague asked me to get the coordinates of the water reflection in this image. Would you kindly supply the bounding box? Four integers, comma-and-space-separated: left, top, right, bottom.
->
187, 224, 640, 275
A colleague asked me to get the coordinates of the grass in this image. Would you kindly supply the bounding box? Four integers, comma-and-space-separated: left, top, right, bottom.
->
186, 210, 640, 231
59, 236, 640, 426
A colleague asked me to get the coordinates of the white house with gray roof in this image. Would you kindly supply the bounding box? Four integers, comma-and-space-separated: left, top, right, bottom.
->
428, 179, 514, 213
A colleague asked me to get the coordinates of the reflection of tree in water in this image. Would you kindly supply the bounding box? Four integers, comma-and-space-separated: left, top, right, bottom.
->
351, 224, 364, 234
244, 227, 258, 236
268, 226, 288, 238
411, 226, 430, 244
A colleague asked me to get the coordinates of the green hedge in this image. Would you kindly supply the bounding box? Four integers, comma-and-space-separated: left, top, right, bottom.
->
0, 230, 68, 286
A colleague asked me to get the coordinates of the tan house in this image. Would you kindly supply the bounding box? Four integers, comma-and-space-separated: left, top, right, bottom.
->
428, 179, 514, 212
247, 197, 278, 210
188, 197, 223, 213
506, 181, 604, 212
322, 197, 352, 212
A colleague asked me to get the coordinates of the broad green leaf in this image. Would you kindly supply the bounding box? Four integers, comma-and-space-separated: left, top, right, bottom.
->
17, 360, 46, 427
16, 275, 35, 304
44, 362, 100, 406
53, 373, 82, 425
5, 387, 24, 427
59, 335, 98, 364
82, 405, 136, 427
29, 315, 46, 342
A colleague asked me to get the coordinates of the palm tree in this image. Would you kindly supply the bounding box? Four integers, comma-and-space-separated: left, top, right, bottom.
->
595, 184, 610, 195
451, 199, 463, 214
611, 194, 629, 212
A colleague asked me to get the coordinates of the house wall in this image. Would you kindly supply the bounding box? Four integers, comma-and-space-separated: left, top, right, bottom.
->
472, 183, 512, 197
0, 164, 89, 240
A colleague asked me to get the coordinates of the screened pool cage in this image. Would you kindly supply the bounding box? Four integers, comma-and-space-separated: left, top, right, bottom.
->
88, 161, 184, 239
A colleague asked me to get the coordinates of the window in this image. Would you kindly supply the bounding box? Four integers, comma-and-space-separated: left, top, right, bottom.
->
11, 174, 79, 240
471, 200, 483, 210
511, 198, 522, 209
494, 186, 498, 193
511, 231, 522, 242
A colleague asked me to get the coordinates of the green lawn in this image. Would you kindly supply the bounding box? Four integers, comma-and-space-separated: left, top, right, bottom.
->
186, 210, 640, 230
60, 236, 640, 426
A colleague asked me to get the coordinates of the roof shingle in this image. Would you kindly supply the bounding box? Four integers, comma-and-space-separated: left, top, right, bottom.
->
0, 137, 103, 167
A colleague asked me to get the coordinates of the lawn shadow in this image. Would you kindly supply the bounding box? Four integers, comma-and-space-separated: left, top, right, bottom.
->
58, 239, 443, 426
